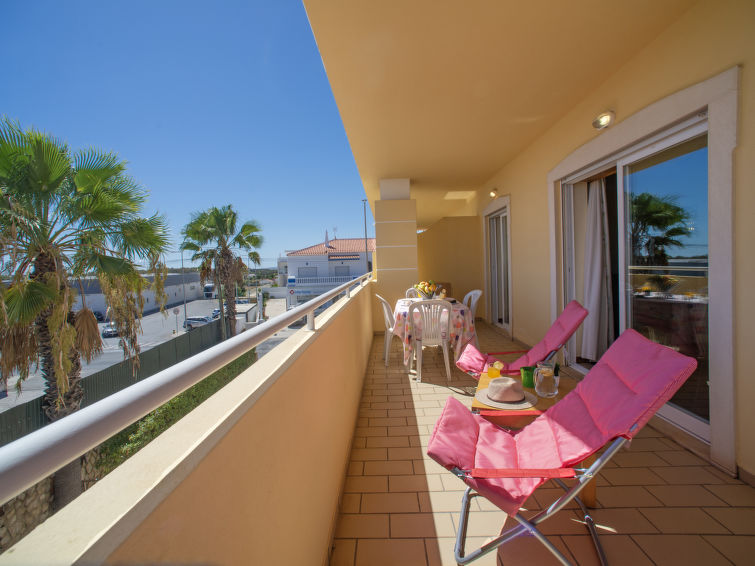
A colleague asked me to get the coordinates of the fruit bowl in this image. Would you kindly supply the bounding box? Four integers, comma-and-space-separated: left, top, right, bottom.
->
413, 280, 444, 300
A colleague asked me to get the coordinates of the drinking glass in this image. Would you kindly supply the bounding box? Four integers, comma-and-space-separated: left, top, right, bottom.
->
534, 361, 558, 398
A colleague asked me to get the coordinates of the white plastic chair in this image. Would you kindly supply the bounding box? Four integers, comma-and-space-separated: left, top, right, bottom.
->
405, 287, 420, 298
375, 294, 399, 367
463, 289, 483, 347
463, 289, 482, 319
408, 299, 453, 382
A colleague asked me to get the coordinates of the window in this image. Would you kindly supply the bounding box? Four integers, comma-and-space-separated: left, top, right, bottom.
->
298, 267, 317, 278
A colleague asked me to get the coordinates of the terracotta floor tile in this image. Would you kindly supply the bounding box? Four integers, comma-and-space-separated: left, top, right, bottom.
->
703, 535, 755, 565
451, 510, 509, 538
418, 490, 469, 513
703, 466, 743, 484
623, 437, 673, 452
389, 474, 444, 492
599, 467, 667, 486
612, 451, 670, 467
351, 448, 388, 461
651, 466, 726, 485
632, 534, 730, 565
426, 537, 500, 566
388, 446, 425, 460
335, 514, 390, 538
341, 493, 361, 514
344, 475, 388, 493
353, 426, 389, 438
361, 492, 420, 513
655, 449, 708, 466
364, 460, 414, 476
390, 513, 456, 538
531, 487, 580, 510
639, 507, 730, 534
529, 509, 589, 536
365, 436, 410, 448
388, 425, 424, 436
586, 508, 660, 535
496, 533, 576, 566
646, 484, 728, 507
562, 534, 653, 566
703, 507, 755, 534
368, 416, 408, 427
336, 330, 755, 566
388, 408, 418, 418
371, 401, 407, 410
348, 461, 364, 476
596, 486, 662, 508
330, 538, 356, 566
705, 484, 755, 507
355, 538, 427, 566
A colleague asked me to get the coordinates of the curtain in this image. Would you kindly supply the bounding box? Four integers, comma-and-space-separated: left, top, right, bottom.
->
581, 179, 614, 361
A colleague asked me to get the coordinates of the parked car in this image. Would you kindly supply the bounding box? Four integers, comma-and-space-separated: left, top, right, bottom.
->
101, 324, 119, 338
184, 316, 212, 331
93, 311, 105, 322
211, 308, 221, 319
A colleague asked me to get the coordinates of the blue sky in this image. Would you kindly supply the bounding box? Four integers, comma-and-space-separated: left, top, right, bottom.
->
628, 143, 708, 257
1, 0, 370, 269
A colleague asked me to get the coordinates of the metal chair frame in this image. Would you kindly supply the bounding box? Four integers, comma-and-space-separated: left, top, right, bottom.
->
450, 434, 630, 565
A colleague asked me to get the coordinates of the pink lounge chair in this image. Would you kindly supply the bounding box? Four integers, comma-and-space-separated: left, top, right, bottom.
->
428, 329, 697, 565
456, 300, 588, 378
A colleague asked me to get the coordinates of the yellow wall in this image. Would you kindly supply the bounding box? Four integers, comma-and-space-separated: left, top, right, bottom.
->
417, 216, 484, 312
373, 199, 419, 331
2, 285, 375, 565
107, 287, 374, 564
477, 0, 755, 475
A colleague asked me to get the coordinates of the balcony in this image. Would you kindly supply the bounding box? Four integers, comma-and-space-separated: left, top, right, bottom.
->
294, 276, 361, 286
0, 281, 753, 565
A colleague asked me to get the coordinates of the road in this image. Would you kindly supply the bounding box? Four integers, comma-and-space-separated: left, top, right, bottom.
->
0, 299, 273, 412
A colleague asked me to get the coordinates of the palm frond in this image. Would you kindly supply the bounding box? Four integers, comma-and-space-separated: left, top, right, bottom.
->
74, 308, 103, 362
72, 149, 125, 190
113, 214, 170, 259
2, 279, 58, 325
87, 253, 137, 277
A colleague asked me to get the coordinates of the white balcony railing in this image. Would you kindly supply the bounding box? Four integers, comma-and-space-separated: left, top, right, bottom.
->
292, 275, 360, 286
0, 273, 372, 507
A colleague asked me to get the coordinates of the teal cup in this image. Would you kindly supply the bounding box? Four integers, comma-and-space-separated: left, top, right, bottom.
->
520, 366, 535, 388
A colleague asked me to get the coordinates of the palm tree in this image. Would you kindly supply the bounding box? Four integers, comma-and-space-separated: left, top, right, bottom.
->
181, 205, 262, 338
630, 192, 691, 265
0, 118, 169, 505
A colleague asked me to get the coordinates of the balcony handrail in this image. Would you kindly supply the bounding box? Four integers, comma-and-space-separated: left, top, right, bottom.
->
0, 273, 372, 507
628, 265, 708, 272
293, 275, 357, 285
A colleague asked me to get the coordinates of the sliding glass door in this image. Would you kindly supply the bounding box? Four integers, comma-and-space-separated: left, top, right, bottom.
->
487, 202, 512, 333
619, 129, 710, 439
562, 119, 711, 441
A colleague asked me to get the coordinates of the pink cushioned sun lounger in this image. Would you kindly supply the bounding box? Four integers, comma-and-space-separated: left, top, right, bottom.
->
456, 300, 588, 378
428, 329, 697, 565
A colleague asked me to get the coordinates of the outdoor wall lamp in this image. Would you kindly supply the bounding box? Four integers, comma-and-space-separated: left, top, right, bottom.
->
489, 188, 498, 198
592, 110, 615, 130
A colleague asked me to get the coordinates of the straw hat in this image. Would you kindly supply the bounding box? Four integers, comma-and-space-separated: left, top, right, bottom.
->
475, 377, 538, 410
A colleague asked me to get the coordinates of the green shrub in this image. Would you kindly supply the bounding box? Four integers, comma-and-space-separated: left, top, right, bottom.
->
94, 350, 256, 476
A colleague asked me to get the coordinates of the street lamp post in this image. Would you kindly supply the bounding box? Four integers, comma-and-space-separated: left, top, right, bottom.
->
362, 199, 369, 276
180, 249, 188, 321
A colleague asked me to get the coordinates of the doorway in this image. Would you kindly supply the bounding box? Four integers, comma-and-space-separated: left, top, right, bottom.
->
485, 198, 512, 334
562, 126, 711, 441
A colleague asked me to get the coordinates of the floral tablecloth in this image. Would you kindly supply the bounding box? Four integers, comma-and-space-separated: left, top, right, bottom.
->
392, 298, 477, 366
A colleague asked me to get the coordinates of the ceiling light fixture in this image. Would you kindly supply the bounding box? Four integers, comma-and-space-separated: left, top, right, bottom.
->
489, 188, 498, 198
592, 110, 615, 130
